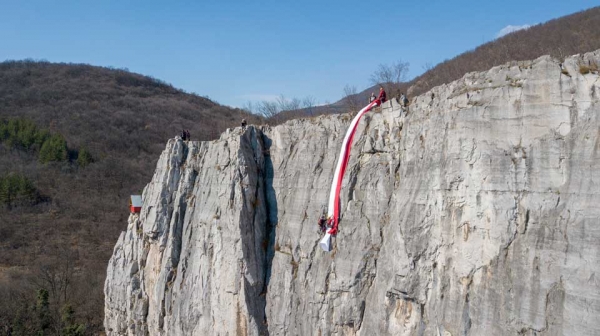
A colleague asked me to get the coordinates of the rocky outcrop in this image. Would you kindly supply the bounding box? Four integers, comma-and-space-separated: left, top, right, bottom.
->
105, 50, 600, 335
104, 129, 269, 335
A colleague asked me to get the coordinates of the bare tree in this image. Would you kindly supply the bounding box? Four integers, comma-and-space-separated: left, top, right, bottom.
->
302, 96, 317, 116
419, 62, 435, 89
241, 101, 256, 114
370, 60, 410, 93
422, 62, 434, 72
343, 84, 360, 112
243, 94, 314, 121
32, 248, 77, 306
276, 95, 301, 112
257, 101, 279, 119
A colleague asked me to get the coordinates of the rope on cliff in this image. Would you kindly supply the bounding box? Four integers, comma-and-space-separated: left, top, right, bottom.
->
319, 99, 381, 252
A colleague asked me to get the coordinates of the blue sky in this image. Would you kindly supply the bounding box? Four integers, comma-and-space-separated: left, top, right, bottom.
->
0, 1, 597, 107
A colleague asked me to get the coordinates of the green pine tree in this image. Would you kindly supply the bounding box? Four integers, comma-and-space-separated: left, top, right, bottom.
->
39, 134, 68, 163
77, 147, 93, 167
10, 305, 30, 336
0, 173, 38, 206
35, 289, 51, 334
61, 304, 86, 336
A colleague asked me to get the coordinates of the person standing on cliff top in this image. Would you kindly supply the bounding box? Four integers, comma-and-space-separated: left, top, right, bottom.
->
377, 86, 387, 104
400, 93, 408, 107
369, 92, 376, 103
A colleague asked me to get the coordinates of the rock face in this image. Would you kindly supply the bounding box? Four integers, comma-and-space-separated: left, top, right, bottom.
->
105, 51, 600, 335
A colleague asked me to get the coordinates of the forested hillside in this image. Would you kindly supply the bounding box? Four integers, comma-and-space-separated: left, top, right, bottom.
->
0, 61, 259, 334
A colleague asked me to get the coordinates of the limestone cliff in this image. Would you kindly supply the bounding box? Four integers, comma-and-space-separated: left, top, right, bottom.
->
105, 50, 600, 335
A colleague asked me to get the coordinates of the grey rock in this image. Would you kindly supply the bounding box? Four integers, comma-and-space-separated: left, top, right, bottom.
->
105, 50, 600, 335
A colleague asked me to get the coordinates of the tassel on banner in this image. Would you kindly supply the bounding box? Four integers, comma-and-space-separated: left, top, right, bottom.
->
319, 232, 332, 252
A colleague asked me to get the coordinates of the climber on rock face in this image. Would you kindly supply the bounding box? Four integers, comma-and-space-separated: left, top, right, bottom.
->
318, 214, 327, 232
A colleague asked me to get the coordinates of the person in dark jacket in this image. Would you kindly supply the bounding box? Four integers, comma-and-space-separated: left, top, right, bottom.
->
377, 86, 387, 104
318, 214, 328, 232
241, 119, 247, 129
181, 129, 187, 141
185, 130, 191, 140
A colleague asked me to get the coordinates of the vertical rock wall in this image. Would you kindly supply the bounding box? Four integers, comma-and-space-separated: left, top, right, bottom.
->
105, 128, 269, 335
105, 50, 600, 335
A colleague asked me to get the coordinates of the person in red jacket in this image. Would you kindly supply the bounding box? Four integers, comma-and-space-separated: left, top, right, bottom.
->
377, 86, 387, 104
